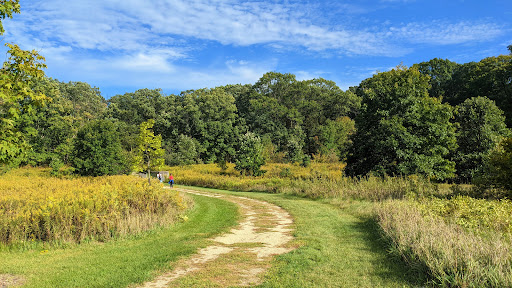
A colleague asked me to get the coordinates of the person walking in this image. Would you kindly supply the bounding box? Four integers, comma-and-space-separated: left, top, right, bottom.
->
168, 174, 174, 188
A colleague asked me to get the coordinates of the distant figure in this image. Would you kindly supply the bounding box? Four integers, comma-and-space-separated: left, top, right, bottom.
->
157, 172, 162, 183
168, 174, 174, 188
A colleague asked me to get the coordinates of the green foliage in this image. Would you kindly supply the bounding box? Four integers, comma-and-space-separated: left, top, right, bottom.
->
413, 58, 460, 99
0, 0, 20, 35
133, 119, 165, 184
166, 134, 203, 166
453, 97, 510, 182
71, 119, 128, 176
318, 116, 355, 161
346, 65, 457, 180
240, 72, 360, 159
234, 132, 266, 176
0, 43, 49, 166
444, 55, 512, 127
59, 81, 106, 122
474, 137, 512, 198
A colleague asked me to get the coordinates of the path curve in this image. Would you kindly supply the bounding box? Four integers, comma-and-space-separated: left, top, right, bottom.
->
138, 187, 295, 287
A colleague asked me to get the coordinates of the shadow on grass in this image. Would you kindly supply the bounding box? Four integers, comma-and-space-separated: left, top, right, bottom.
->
353, 214, 431, 287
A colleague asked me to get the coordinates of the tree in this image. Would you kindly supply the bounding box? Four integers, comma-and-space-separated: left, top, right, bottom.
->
133, 119, 164, 185
59, 81, 106, 122
166, 134, 203, 166
317, 116, 355, 162
71, 119, 128, 176
0, 44, 49, 166
25, 78, 74, 166
247, 72, 302, 156
453, 97, 510, 182
0, 0, 19, 35
508, 44, 512, 54
443, 56, 512, 127
474, 137, 512, 198
0, 0, 49, 166
182, 88, 240, 166
235, 132, 266, 176
346, 66, 457, 180
413, 58, 460, 99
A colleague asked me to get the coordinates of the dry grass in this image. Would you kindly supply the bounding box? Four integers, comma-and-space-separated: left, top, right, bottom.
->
377, 199, 512, 287
167, 163, 438, 201
0, 167, 190, 247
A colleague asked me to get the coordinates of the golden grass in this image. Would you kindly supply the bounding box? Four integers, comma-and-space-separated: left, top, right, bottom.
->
0, 167, 189, 246
166, 163, 437, 200
377, 199, 512, 287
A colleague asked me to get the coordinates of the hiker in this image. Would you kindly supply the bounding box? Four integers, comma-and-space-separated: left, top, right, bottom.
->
168, 174, 174, 188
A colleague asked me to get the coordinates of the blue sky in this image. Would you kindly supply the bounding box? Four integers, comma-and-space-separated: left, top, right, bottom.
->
3, 0, 511, 98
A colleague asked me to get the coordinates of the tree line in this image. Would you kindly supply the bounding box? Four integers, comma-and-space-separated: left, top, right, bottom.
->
1, 1, 511, 194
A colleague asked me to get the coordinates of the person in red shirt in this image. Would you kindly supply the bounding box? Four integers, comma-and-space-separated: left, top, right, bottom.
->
168, 174, 174, 188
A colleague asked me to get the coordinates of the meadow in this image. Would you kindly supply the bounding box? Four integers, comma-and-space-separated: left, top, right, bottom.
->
2, 164, 511, 287
0, 167, 190, 248
168, 162, 512, 287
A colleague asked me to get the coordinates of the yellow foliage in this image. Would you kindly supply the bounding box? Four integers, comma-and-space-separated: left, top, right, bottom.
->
0, 168, 189, 245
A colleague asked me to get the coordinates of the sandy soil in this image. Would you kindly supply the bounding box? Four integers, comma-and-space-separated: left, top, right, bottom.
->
138, 187, 295, 287
0, 274, 25, 288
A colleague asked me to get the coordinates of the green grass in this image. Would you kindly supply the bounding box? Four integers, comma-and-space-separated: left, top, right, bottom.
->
183, 186, 428, 287
0, 193, 238, 288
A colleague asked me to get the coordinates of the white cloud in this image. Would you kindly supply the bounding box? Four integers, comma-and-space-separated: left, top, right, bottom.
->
388, 21, 504, 45
4, 0, 397, 56
1, 0, 508, 95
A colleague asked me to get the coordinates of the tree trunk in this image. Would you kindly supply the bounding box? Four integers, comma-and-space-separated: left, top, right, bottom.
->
147, 158, 151, 186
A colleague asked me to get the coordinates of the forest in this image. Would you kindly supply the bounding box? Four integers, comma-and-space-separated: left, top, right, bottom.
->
2, 45, 512, 195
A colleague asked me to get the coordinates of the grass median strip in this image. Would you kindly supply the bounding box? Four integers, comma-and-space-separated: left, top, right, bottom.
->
0, 192, 238, 288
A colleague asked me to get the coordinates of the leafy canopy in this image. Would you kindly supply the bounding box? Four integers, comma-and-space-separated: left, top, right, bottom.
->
133, 119, 165, 185
71, 119, 128, 176
346, 65, 457, 180
0, 0, 49, 165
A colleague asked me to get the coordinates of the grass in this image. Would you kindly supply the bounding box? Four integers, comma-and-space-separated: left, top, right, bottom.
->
0, 192, 238, 288
0, 169, 189, 245
183, 186, 427, 287
377, 199, 512, 287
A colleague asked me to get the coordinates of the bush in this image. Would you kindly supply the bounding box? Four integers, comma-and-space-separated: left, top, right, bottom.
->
71, 119, 130, 176
474, 137, 512, 198
234, 132, 266, 176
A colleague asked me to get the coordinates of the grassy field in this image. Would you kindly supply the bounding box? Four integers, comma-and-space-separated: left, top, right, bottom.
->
185, 186, 427, 287
2, 164, 511, 287
0, 192, 238, 288
168, 163, 512, 287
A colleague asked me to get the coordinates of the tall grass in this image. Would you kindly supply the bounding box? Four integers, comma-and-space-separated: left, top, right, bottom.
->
377, 199, 512, 287
0, 168, 190, 247
167, 163, 438, 201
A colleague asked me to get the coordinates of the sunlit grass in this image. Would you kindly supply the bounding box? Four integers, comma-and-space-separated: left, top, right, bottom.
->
0, 193, 238, 288
0, 167, 189, 247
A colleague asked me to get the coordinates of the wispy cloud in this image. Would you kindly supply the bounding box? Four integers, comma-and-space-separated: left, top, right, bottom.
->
1, 0, 508, 95
6, 0, 398, 56
388, 21, 505, 45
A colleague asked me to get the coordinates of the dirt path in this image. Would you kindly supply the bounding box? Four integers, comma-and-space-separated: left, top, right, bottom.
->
138, 187, 295, 287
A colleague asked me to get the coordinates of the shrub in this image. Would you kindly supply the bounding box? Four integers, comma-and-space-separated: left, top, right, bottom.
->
474, 137, 512, 198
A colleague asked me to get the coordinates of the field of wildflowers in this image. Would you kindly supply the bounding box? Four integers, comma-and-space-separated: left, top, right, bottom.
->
0, 168, 189, 247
